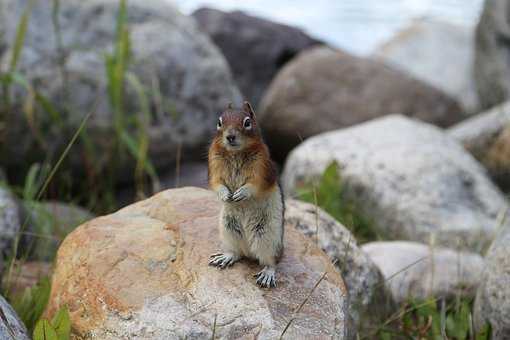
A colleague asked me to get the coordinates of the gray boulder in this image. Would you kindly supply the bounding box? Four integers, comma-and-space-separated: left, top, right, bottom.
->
474, 226, 510, 338
282, 115, 509, 252
259, 46, 464, 162
474, 0, 510, 109
374, 19, 479, 114
362, 241, 484, 303
448, 101, 510, 190
286, 199, 393, 330
0, 186, 20, 257
1, 0, 241, 180
0, 1, 5, 57
0, 295, 30, 340
23, 201, 95, 260
192, 7, 321, 106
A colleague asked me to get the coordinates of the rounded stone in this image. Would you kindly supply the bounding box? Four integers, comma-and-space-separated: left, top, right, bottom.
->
45, 187, 352, 339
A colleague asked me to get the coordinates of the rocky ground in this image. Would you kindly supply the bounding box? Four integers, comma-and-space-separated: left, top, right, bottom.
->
0, 0, 510, 339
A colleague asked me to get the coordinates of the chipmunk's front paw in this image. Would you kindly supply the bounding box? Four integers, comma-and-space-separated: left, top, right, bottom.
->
232, 187, 250, 202
209, 253, 238, 269
254, 266, 277, 288
218, 186, 232, 202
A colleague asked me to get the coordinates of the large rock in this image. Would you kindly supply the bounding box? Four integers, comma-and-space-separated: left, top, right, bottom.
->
286, 199, 392, 330
362, 241, 484, 303
474, 0, 510, 109
192, 8, 321, 106
0, 186, 21, 257
448, 101, 510, 191
0, 1, 5, 57
0, 294, 30, 340
45, 187, 352, 339
474, 226, 510, 338
374, 19, 479, 114
282, 115, 509, 252
1, 0, 241, 181
259, 46, 464, 161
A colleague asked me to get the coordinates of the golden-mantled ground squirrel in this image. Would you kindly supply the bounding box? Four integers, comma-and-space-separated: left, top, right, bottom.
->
208, 102, 284, 288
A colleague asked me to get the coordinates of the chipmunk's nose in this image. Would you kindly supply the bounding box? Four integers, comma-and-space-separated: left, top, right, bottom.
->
226, 135, 236, 143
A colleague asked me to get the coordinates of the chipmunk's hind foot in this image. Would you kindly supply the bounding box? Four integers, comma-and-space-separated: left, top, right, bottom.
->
254, 266, 277, 288
209, 253, 239, 269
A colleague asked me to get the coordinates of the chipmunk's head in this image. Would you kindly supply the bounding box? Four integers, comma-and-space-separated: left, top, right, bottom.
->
215, 101, 261, 152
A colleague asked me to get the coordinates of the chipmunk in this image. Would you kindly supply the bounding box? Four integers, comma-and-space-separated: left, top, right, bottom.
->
208, 101, 284, 288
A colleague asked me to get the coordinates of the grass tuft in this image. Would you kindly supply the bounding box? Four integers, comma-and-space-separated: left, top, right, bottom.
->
296, 161, 378, 243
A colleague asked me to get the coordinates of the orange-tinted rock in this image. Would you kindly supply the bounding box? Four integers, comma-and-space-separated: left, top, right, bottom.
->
449, 101, 510, 190
45, 187, 350, 339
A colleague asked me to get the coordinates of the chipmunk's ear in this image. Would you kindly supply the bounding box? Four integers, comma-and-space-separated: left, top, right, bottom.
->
243, 101, 255, 118
227, 102, 234, 110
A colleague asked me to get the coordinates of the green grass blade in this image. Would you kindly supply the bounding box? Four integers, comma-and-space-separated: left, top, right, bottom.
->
33, 319, 58, 340
34, 110, 93, 201
4, 106, 94, 298
9, 0, 34, 72
51, 306, 71, 340
23, 163, 41, 201
119, 130, 158, 181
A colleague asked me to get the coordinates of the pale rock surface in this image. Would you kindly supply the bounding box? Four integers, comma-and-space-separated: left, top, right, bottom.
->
474, 225, 510, 339
362, 241, 484, 303
286, 199, 393, 329
283, 115, 509, 252
45, 187, 352, 339
374, 19, 479, 113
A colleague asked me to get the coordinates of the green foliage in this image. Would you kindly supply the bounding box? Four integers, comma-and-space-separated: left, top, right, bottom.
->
22, 163, 50, 201
10, 275, 71, 339
8, 1, 32, 72
33, 306, 71, 340
1, 0, 33, 136
102, 0, 159, 200
105, 0, 131, 137
2, 0, 159, 214
1, 0, 63, 154
10, 277, 51, 332
22, 201, 65, 260
296, 163, 492, 339
296, 161, 379, 243
50, 306, 71, 340
33, 320, 58, 340
375, 298, 491, 340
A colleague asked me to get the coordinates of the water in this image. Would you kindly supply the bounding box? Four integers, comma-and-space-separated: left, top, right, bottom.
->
176, 0, 484, 55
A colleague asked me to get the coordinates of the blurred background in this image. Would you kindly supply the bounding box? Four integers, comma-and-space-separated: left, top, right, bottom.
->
179, 0, 484, 55
1, 0, 510, 338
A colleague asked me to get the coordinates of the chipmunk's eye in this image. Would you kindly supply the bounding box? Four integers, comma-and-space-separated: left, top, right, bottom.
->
217, 117, 222, 130
243, 117, 252, 130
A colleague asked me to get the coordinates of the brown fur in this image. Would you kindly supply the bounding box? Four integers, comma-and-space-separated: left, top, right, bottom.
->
208, 103, 277, 197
